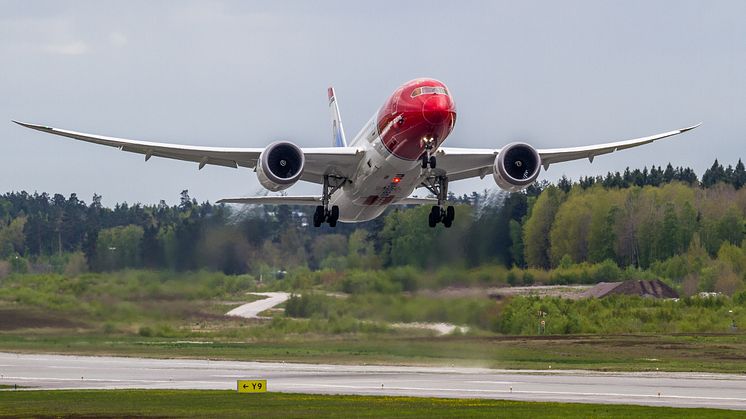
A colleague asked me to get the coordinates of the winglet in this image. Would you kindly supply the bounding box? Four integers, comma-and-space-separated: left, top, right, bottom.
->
328, 87, 348, 147
12, 120, 52, 132
679, 122, 702, 133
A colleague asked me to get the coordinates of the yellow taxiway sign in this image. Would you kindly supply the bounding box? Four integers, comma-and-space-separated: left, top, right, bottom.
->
237, 379, 267, 393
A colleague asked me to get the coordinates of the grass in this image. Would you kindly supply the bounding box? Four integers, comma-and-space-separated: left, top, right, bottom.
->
0, 390, 739, 418
1, 333, 746, 373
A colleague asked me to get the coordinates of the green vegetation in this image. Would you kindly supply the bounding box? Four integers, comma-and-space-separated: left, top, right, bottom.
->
0, 390, 738, 418
2, 269, 746, 339
0, 270, 746, 373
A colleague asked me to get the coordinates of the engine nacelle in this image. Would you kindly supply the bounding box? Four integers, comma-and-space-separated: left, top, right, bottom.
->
493, 142, 542, 192
256, 141, 305, 192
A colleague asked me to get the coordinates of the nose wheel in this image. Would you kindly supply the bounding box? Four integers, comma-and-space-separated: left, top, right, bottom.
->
421, 175, 454, 228
420, 138, 437, 169
314, 174, 345, 227
420, 154, 437, 169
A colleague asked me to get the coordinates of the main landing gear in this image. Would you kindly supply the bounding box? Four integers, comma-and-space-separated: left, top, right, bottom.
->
314, 175, 344, 227
421, 175, 454, 228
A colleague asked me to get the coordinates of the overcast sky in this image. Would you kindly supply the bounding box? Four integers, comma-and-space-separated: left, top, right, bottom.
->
1, 1, 744, 206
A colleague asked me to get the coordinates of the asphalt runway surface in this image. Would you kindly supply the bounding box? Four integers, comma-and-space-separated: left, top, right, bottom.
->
1, 352, 745, 410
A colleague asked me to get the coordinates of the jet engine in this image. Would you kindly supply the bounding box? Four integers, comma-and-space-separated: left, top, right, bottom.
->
256, 141, 305, 191
493, 142, 542, 192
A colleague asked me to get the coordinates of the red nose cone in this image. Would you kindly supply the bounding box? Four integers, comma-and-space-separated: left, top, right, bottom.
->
422, 95, 451, 124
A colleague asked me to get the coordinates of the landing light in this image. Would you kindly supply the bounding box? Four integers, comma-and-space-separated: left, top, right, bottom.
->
392, 177, 402, 184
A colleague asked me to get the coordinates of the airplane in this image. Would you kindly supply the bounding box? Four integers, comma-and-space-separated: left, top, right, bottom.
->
13, 78, 699, 228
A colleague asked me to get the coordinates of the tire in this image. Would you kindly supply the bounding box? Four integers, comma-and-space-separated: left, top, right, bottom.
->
446, 206, 455, 222
329, 218, 337, 227
428, 211, 437, 228
429, 206, 440, 227
330, 205, 340, 222
429, 156, 437, 169
443, 217, 452, 228
313, 206, 324, 227
421, 155, 428, 169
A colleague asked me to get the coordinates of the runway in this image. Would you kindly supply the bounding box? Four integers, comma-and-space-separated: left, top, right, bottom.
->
1, 352, 745, 410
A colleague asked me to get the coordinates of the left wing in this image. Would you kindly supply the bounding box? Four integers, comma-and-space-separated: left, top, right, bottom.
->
433, 124, 700, 182
12, 121, 362, 184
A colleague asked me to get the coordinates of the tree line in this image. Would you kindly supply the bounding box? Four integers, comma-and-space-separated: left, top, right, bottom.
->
0, 159, 744, 291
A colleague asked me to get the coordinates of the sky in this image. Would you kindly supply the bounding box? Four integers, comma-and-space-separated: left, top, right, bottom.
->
1, 1, 744, 206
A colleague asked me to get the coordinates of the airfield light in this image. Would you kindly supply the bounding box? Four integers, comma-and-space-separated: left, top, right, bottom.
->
392, 176, 401, 184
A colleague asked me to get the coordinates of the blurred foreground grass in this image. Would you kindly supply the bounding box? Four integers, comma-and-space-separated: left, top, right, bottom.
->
0, 390, 737, 418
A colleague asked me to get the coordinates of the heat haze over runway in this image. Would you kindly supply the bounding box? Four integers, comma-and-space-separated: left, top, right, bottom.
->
1, 352, 745, 411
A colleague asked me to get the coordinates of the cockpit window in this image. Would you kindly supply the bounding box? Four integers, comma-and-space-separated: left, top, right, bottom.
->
411, 86, 449, 97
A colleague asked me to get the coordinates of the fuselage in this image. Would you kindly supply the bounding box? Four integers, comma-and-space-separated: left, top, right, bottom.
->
331, 78, 457, 222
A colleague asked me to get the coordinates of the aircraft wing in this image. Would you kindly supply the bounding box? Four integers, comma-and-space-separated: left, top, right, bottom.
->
434, 124, 700, 182
12, 121, 362, 184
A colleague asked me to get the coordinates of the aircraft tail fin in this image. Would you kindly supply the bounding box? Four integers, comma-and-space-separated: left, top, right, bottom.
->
328, 87, 347, 147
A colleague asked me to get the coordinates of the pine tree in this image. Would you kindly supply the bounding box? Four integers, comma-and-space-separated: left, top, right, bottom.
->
702, 159, 726, 188
734, 159, 746, 190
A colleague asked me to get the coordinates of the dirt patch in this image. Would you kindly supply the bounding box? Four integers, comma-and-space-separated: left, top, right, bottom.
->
419, 285, 592, 300
0, 308, 83, 330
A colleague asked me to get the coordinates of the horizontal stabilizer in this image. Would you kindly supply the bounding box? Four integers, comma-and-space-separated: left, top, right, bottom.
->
218, 195, 437, 206
394, 197, 437, 205
218, 196, 322, 206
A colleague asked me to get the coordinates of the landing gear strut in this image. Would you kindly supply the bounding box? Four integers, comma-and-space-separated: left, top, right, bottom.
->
420, 138, 437, 169
422, 175, 454, 228
314, 175, 344, 227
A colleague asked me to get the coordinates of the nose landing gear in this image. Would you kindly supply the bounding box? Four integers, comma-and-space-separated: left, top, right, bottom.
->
420, 154, 437, 169
421, 175, 454, 228
420, 138, 437, 169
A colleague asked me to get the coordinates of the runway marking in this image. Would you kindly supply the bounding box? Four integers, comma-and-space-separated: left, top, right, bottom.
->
468, 381, 518, 385
278, 383, 746, 402
0, 376, 222, 385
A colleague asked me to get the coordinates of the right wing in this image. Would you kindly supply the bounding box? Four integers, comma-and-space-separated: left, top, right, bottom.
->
12, 121, 362, 184
433, 124, 700, 182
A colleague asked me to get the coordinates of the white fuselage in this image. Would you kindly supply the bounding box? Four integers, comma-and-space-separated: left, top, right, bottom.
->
329, 115, 433, 222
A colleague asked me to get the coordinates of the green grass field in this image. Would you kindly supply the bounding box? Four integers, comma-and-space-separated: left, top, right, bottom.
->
2, 270, 746, 375
0, 390, 739, 418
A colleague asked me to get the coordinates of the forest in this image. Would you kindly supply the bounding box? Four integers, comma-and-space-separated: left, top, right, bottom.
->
0, 158, 744, 295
